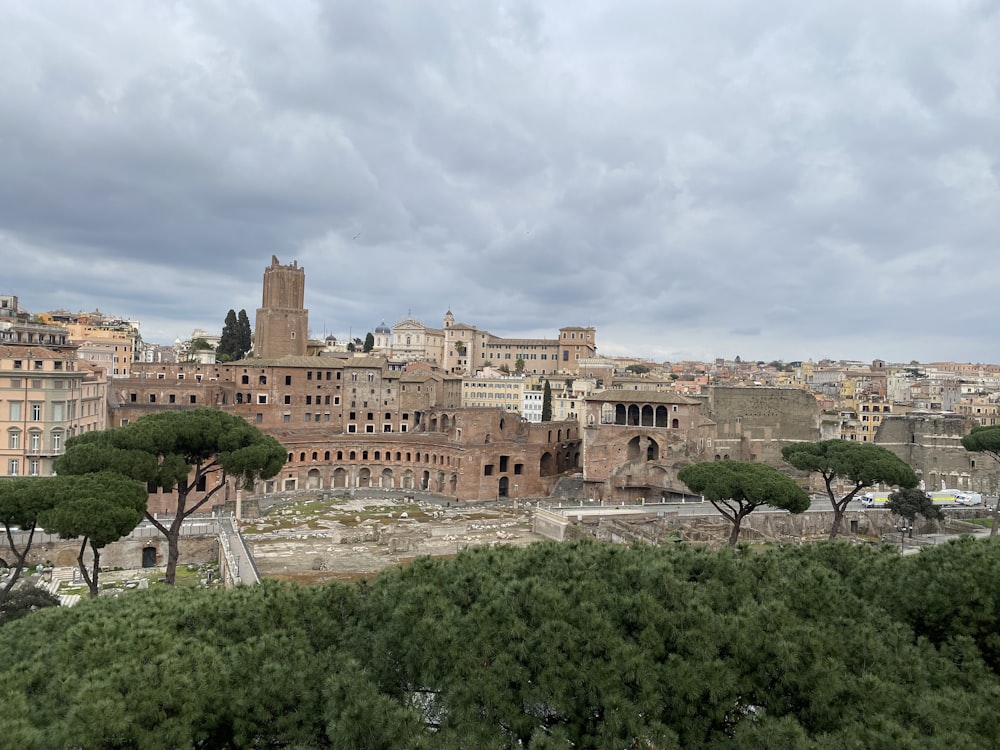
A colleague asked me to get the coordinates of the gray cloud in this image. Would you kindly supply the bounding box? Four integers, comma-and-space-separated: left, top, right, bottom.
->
2, 1, 998, 364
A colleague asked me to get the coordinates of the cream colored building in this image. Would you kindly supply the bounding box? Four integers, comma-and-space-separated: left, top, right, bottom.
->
60, 316, 141, 378
440, 310, 596, 376
1, 345, 108, 477
462, 371, 527, 414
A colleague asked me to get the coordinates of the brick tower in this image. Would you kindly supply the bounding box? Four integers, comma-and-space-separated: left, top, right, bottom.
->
253, 256, 308, 359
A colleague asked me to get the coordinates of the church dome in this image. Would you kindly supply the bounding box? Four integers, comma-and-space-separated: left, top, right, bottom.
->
375, 321, 391, 334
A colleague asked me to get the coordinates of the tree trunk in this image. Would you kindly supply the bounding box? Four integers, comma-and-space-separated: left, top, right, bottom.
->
992, 503, 998, 540
828, 507, 844, 540
728, 514, 744, 547
0, 524, 36, 603
77, 538, 100, 598
164, 518, 183, 586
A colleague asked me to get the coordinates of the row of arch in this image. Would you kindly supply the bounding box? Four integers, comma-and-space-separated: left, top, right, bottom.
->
603, 404, 683, 428
272, 467, 459, 494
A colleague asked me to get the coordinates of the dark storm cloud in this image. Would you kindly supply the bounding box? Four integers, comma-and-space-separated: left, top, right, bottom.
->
2, 1, 998, 362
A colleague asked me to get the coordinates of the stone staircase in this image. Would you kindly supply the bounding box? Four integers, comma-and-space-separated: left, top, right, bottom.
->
36, 568, 82, 608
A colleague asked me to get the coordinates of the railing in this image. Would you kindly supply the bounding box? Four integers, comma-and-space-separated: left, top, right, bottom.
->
218, 514, 260, 587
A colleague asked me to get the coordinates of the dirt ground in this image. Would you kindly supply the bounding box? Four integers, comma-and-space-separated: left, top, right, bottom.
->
241, 492, 546, 584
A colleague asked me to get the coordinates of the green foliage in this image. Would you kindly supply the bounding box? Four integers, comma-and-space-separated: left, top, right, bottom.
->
0, 587, 60, 625
678, 460, 810, 546
541, 379, 552, 422
54, 409, 286, 585
363, 332, 375, 353
216, 308, 243, 361
0, 477, 64, 603
625, 364, 650, 374
888, 487, 944, 523
781, 440, 918, 538
515, 357, 525, 374
38, 473, 147, 597
237, 309, 253, 356
2, 542, 999, 747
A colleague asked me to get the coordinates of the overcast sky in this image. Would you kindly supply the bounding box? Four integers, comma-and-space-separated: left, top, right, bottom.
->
2, 1, 998, 365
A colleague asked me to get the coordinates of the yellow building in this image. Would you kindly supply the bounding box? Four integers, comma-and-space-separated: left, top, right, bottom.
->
63, 316, 141, 378
461, 372, 527, 414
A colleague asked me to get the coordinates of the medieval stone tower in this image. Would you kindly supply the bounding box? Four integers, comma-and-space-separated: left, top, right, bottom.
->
253, 256, 308, 359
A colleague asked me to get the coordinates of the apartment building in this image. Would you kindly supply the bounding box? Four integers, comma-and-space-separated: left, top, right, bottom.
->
0, 344, 108, 477
462, 372, 527, 414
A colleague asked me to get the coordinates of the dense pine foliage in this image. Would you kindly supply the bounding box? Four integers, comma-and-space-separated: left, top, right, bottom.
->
2, 539, 1000, 748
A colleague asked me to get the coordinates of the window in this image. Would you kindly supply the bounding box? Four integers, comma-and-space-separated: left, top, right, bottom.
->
189, 395, 197, 404
285, 375, 293, 385
258, 375, 267, 385
29, 432, 40, 452
51, 432, 62, 453
13, 360, 22, 369
149, 394, 156, 403
31, 404, 42, 421
8, 459, 18, 476
307, 371, 313, 381
484, 465, 494, 476
257, 394, 268, 404
29, 460, 39, 477
8, 402, 20, 421
256, 413, 263, 424
306, 396, 312, 405
8, 430, 20, 450
241, 375, 250, 385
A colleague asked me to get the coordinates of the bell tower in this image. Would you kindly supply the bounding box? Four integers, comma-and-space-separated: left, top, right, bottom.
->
253, 256, 308, 359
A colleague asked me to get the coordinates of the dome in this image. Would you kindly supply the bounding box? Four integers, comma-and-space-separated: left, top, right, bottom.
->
375, 321, 391, 334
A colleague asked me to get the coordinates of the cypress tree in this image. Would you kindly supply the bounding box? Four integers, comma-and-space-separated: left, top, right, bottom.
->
217, 310, 240, 361
238, 309, 253, 358
541, 380, 552, 422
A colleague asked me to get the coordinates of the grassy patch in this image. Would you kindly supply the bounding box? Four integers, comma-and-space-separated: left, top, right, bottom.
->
967, 518, 996, 528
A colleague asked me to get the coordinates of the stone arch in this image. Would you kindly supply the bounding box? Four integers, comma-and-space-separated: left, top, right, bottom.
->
421, 470, 430, 490
380, 468, 393, 488
641, 405, 654, 426
358, 468, 371, 487
332, 468, 348, 488
628, 405, 640, 425
306, 468, 322, 489
671, 418, 680, 429
540, 452, 556, 476
449, 474, 458, 494
498, 476, 509, 497
655, 406, 668, 427
402, 469, 415, 490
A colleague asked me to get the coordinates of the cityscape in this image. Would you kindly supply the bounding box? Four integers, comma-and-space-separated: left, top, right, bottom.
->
3, 2, 1000, 743
3, 255, 998, 509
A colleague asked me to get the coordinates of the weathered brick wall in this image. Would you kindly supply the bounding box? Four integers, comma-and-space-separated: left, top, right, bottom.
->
875, 413, 997, 492
703, 386, 822, 465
